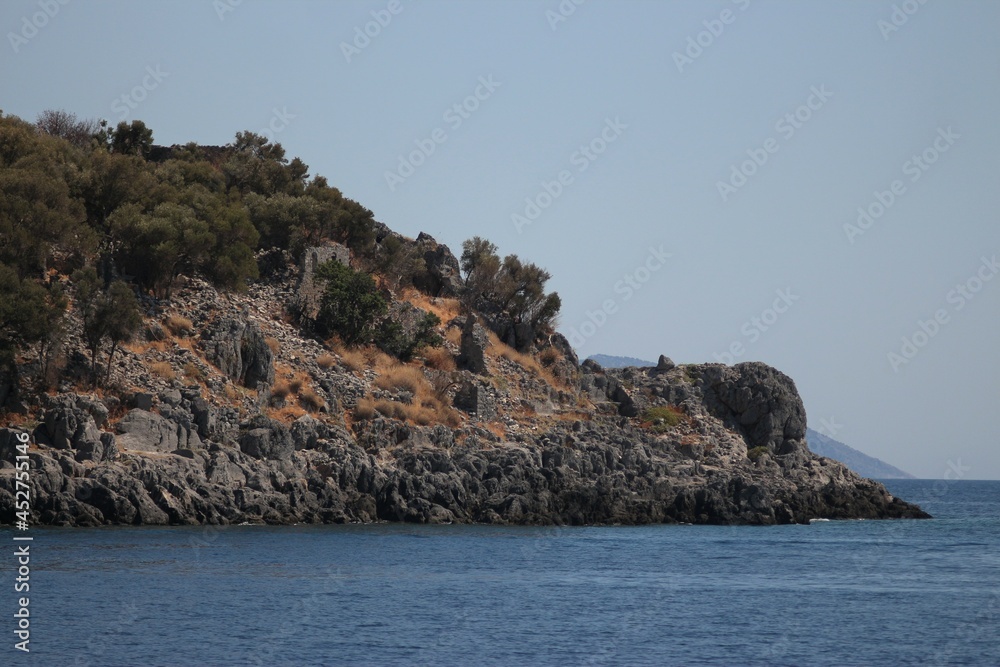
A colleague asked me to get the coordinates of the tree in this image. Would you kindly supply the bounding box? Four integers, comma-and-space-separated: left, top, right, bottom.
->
223, 131, 292, 196
36, 109, 99, 149
108, 120, 154, 158
0, 264, 68, 381
314, 260, 386, 346
377, 312, 442, 361
459, 236, 500, 311
72, 267, 141, 385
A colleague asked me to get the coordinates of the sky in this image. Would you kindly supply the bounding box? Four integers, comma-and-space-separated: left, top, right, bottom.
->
2, 0, 998, 479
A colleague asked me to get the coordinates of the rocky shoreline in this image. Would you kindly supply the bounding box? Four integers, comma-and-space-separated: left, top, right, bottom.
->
0, 357, 929, 527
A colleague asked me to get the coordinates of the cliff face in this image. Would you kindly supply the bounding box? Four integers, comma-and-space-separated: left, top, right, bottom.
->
0, 257, 928, 526
0, 246, 928, 526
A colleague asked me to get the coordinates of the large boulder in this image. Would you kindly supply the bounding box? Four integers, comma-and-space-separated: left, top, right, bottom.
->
201, 315, 275, 389
238, 416, 294, 461
698, 362, 807, 460
116, 409, 200, 453
413, 233, 464, 297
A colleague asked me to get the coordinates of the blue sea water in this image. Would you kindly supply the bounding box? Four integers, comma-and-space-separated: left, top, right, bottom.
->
2, 479, 998, 666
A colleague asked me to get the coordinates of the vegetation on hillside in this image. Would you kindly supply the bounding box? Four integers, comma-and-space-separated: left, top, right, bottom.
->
0, 108, 561, 398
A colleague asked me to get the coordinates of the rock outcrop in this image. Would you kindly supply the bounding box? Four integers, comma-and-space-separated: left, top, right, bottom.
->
0, 359, 929, 527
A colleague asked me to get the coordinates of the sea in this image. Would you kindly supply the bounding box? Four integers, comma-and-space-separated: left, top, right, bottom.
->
2, 479, 998, 666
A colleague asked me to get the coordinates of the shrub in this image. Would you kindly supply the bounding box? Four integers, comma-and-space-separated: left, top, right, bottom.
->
314, 259, 386, 346
539, 346, 562, 367
748, 446, 770, 460
289, 376, 304, 393
375, 365, 426, 396
338, 349, 366, 373
182, 362, 203, 381
353, 397, 376, 420
265, 337, 280, 355
299, 387, 324, 412
150, 361, 174, 380
164, 315, 194, 337
271, 379, 291, 400
643, 406, 684, 433
316, 353, 337, 369
376, 312, 442, 361
423, 347, 456, 371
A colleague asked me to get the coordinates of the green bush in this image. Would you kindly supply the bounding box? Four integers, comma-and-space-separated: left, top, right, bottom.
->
314, 260, 386, 346
748, 446, 770, 460
642, 405, 685, 433
377, 312, 442, 362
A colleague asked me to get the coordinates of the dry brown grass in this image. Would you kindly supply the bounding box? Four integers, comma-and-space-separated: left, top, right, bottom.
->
289, 375, 305, 394
375, 364, 427, 395
265, 337, 281, 355
539, 346, 562, 367
338, 349, 366, 373
423, 347, 456, 371
484, 422, 506, 439
299, 387, 325, 412
150, 361, 175, 380
223, 384, 241, 402
316, 353, 337, 369
182, 362, 204, 381
268, 406, 307, 423
354, 397, 376, 420
398, 288, 461, 323
271, 379, 291, 400
444, 327, 462, 347
164, 315, 194, 337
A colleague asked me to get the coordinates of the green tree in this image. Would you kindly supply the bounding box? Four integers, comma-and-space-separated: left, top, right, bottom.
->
108, 120, 154, 158
314, 260, 387, 346
72, 267, 142, 385
376, 312, 442, 361
0, 264, 68, 382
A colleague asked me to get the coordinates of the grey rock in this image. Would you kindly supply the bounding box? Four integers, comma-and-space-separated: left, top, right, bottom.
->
656, 355, 675, 371
201, 316, 275, 389
413, 233, 464, 297
458, 317, 489, 374
238, 416, 294, 461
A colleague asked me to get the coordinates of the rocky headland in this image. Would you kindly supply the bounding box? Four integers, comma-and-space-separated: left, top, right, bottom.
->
0, 243, 929, 526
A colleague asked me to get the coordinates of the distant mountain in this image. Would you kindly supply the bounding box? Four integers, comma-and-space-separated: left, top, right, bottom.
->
806, 428, 915, 479
587, 354, 656, 369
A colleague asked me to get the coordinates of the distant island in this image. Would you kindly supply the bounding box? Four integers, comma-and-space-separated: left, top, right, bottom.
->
0, 111, 928, 526
588, 355, 916, 480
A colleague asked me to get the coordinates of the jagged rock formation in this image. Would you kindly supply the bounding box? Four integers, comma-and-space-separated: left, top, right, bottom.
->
0, 340, 928, 525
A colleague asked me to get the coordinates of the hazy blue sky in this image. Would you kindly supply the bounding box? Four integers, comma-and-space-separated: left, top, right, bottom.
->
3, 0, 998, 479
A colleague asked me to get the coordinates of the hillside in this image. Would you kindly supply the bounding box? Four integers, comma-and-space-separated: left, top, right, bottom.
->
0, 112, 929, 526
806, 428, 915, 479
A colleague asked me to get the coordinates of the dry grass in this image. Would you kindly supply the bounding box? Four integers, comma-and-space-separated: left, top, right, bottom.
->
539, 346, 562, 367
338, 349, 366, 373
299, 387, 325, 412
289, 375, 305, 394
182, 362, 204, 381
268, 406, 307, 423
375, 364, 427, 395
398, 288, 461, 323
444, 327, 462, 347
223, 384, 241, 402
271, 379, 291, 400
354, 397, 376, 420
150, 361, 175, 380
164, 315, 194, 337
484, 422, 506, 439
265, 337, 281, 355
423, 346, 456, 371
316, 353, 337, 369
